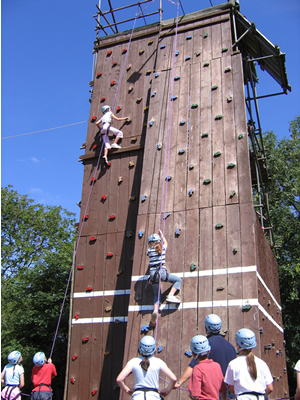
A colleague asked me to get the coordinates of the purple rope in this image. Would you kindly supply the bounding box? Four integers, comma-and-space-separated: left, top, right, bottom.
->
154, 1, 180, 342
159, 376, 189, 392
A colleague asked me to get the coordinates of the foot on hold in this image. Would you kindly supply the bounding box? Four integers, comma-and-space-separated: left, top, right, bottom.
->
166, 294, 181, 304
111, 143, 121, 149
102, 156, 108, 164
149, 310, 158, 328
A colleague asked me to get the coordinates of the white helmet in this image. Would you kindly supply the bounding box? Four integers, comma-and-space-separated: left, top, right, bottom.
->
33, 352, 46, 366
138, 336, 156, 356
148, 234, 161, 244
235, 328, 257, 350
205, 314, 222, 333
102, 105, 110, 113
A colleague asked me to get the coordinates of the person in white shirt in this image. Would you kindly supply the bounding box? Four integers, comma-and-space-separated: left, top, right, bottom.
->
117, 336, 176, 399
224, 328, 273, 399
1, 351, 24, 400
96, 105, 128, 164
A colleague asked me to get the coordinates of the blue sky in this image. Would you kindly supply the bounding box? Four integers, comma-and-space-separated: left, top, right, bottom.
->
2, 0, 299, 220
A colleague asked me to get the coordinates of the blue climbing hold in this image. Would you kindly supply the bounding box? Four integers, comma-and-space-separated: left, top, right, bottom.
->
142, 195, 147, 202
141, 325, 149, 333
178, 149, 185, 155
171, 96, 177, 101
185, 351, 192, 357
151, 91, 156, 97
158, 346, 162, 353
164, 213, 170, 220
166, 176, 172, 181
189, 189, 194, 196
138, 231, 143, 238
155, 72, 159, 78
175, 50, 179, 56
175, 229, 181, 236
160, 44, 166, 49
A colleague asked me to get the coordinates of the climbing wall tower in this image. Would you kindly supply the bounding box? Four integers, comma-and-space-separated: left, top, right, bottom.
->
66, 1, 291, 399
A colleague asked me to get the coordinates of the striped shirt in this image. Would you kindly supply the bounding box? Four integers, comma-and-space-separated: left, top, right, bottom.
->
147, 246, 166, 267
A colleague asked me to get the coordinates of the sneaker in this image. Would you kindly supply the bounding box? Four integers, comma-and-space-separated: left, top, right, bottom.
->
166, 294, 181, 304
111, 143, 121, 149
149, 310, 158, 328
102, 156, 108, 164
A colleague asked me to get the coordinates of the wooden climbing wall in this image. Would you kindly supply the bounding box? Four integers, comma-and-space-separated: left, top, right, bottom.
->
66, 6, 288, 400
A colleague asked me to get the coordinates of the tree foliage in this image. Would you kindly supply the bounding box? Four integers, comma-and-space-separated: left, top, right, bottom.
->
1, 186, 77, 399
263, 116, 300, 394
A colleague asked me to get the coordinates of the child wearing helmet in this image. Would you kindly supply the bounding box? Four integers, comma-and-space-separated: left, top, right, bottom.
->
189, 335, 227, 400
96, 105, 129, 164
224, 328, 273, 398
30, 352, 57, 400
116, 336, 176, 399
147, 229, 182, 327
1, 351, 24, 400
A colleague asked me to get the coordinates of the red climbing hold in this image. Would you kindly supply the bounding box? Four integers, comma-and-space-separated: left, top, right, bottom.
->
122, 48, 127, 54
75, 313, 79, 319
90, 236, 97, 242
112, 62, 117, 67
91, 116, 97, 122
91, 177, 97, 183
107, 252, 113, 257
86, 287, 92, 292
71, 378, 75, 384
106, 50, 112, 56
107, 162, 111, 167
100, 97, 106, 102
109, 215, 115, 220
101, 195, 107, 201
82, 336, 89, 342
93, 144, 98, 150
116, 106, 121, 112
72, 355, 78, 361
111, 80, 115, 86
91, 390, 97, 396
77, 265, 84, 270
96, 72, 102, 78
83, 214, 88, 220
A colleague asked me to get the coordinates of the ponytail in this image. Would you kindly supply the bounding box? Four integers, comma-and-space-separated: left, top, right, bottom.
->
140, 356, 150, 371
246, 350, 257, 380
154, 243, 162, 255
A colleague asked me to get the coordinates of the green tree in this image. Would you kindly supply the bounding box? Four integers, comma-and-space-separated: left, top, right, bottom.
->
263, 116, 300, 394
1, 185, 77, 399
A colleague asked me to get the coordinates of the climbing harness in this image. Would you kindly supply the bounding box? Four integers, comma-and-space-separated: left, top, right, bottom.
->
1, 385, 21, 400
30, 384, 53, 400
133, 388, 163, 400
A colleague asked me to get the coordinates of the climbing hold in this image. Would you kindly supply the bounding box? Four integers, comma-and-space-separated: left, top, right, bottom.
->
217, 285, 225, 291
242, 304, 252, 313
178, 149, 185, 155
233, 248, 238, 255
211, 85, 218, 90
86, 287, 92, 292
230, 190, 236, 198
189, 189, 194, 197
71, 378, 75, 384
171, 96, 177, 101
83, 214, 88, 220
101, 195, 107, 200
90, 236, 97, 242
227, 163, 236, 169
128, 86, 133, 93
93, 144, 98, 150
149, 121, 154, 127
148, 40, 153, 45
151, 91, 156, 97
91, 177, 96, 183
77, 265, 84, 270
203, 33, 208, 38
225, 67, 232, 73
196, 51, 201, 56
144, 106, 149, 111
214, 151, 221, 157
215, 223, 223, 229
126, 64, 132, 71
112, 62, 117, 67
75, 313, 79, 319
146, 70, 152, 75
175, 50, 179, 56
166, 176, 172, 181
111, 80, 116, 86
260, 328, 264, 334
100, 97, 106, 102
185, 351, 192, 357
139, 49, 144, 55
91, 390, 97, 396
109, 215, 116, 220
138, 231, 143, 238
189, 164, 194, 170
141, 325, 149, 333
227, 96, 233, 103
104, 351, 110, 356
174, 76, 180, 81
117, 270, 123, 276
72, 355, 78, 361
202, 132, 209, 138
186, 35, 192, 40
164, 213, 170, 220
107, 252, 113, 258
175, 229, 181, 237
116, 105, 122, 112
190, 263, 196, 272
160, 44, 165, 49
215, 115, 223, 120
96, 72, 102, 78
203, 62, 210, 67
129, 161, 135, 168
126, 231, 133, 238
185, 56, 191, 61
106, 50, 112, 56
222, 47, 228, 52
158, 346, 162, 353
191, 104, 198, 108
238, 133, 244, 139
203, 179, 211, 185
136, 98, 142, 103
179, 121, 185, 126
91, 116, 97, 122
157, 144, 162, 150
130, 196, 136, 201
141, 195, 147, 202
105, 307, 112, 313
131, 137, 137, 143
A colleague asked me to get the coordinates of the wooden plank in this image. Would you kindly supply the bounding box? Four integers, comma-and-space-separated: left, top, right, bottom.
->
221, 16, 232, 55
211, 17, 222, 60
201, 23, 212, 62
192, 24, 203, 65
182, 29, 193, 67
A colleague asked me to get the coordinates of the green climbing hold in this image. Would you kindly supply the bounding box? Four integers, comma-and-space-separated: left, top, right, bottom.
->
222, 47, 228, 52
238, 134, 244, 139
225, 67, 232, 73
190, 263, 196, 272
203, 179, 211, 185
191, 104, 198, 109
214, 151, 221, 157
227, 163, 236, 169
211, 85, 218, 90
201, 133, 209, 138
215, 223, 223, 229
204, 33, 208, 38
203, 62, 209, 67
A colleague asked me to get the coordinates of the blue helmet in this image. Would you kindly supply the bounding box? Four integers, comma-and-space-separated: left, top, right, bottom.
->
190, 335, 211, 355
101, 105, 110, 114
8, 351, 21, 365
205, 314, 222, 333
235, 328, 257, 350
33, 352, 46, 366
138, 336, 156, 356
148, 234, 161, 244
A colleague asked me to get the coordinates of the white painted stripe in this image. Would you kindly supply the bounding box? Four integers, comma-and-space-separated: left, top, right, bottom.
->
73, 289, 130, 298
258, 304, 283, 333
256, 271, 282, 311
72, 316, 128, 324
